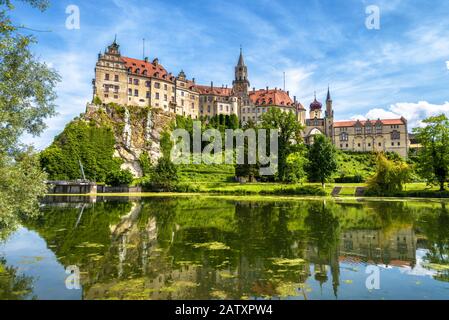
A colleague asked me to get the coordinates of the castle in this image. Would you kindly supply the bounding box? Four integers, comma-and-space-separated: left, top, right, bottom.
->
93, 39, 409, 157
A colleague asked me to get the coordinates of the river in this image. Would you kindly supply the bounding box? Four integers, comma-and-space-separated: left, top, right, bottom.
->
1, 195, 449, 300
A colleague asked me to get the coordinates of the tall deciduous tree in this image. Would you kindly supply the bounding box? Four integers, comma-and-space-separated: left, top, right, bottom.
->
413, 114, 449, 191
261, 108, 304, 182
307, 134, 338, 188
0, 0, 59, 229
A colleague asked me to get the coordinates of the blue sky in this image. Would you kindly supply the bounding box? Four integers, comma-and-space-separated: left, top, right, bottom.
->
11, 0, 449, 149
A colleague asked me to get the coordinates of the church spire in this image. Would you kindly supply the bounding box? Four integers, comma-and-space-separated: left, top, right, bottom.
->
238, 45, 245, 66
326, 85, 332, 101
233, 46, 249, 97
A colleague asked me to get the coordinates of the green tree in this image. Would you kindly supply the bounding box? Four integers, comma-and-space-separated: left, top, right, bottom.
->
0, 0, 59, 229
0, 1, 59, 155
39, 120, 121, 182
413, 114, 449, 191
366, 153, 410, 195
105, 169, 134, 187
235, 121, 260, 181
148, 156, 179, 191
284, 149, 309, 184
307, 134, 338, 187
261, 108, 304, 181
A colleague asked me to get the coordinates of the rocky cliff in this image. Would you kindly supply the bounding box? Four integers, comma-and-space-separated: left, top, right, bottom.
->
84, 103, 175, 177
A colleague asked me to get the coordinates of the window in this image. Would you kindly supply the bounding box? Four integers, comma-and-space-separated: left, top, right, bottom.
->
145, 81, 150, 87
134, 89, 139, 97
128, 89, 132, 96
398, 142, 401, 146
378, 142, 382, 147
164, 94, 168, 101
376, 125, 382, 134
114, 86, 119, 94
181, 91, 184, 96
154, 82, 160, 89
340, 132, 349, 141
134, 79, 139, 85
340, 144, 343, 148
346, 144, 349, 148
181, 99, 184, 106
355, 126, 362, 135
358, 143, 361, 147
146, 91, 150, 98
366, 126, 372, 134
391, 130, 400, 140
129, 78, 132, 84
114, 75, 119, 82
105, 73, 110, 80
368, 143, 371, 147
155, 92, 160, 100
164, 84, 168, 90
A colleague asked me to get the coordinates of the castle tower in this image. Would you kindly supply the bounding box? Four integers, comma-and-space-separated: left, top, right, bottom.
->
93, 37, 127, 105
325, 86, 334, 138
309, 92, 322, 119
232, 47, 250, 97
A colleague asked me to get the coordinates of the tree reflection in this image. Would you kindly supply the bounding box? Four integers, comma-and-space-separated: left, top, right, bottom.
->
0, 258, 35, 300
15, 196, 449, 299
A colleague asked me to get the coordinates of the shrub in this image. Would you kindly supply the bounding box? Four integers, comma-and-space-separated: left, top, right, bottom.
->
143, 157, 179, 191
105, 169, 134, 187
366, 153, 410, 195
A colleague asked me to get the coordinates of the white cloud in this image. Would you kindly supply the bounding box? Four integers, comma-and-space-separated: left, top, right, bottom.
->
446, 61, 449, 70
359, 101, 449, 130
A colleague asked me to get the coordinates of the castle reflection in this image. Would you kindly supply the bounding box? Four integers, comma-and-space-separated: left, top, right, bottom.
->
23, 197, 448, 300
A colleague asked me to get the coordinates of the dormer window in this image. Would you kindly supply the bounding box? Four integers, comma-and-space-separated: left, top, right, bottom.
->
376, 124, 382, 134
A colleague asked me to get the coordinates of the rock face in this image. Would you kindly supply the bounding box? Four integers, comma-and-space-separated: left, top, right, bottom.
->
84, 103, 175, 177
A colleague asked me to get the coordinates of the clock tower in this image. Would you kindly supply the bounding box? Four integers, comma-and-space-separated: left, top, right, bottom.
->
232, 47, 250, 97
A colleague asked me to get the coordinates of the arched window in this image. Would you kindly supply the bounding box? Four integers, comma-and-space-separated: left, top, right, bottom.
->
391, 130, 400, 140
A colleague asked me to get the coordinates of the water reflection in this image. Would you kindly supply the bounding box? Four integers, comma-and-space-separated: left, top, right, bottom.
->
1, 197, 449, 300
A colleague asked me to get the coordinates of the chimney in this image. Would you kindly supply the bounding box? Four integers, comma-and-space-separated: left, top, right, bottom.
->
253, 87, 255, 92
225, 85, 228, 89
222, 84, 224, 88
275, 87, 277, 91
192, 78, 195, 83
266, 86, 269, 92
287, 91, 290, 96
144, 57, 148, 62
211, 81, 213, 89
294, 96, 297, 103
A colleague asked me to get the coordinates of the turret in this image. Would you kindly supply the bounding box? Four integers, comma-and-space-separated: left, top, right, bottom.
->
232, 47, 250, 97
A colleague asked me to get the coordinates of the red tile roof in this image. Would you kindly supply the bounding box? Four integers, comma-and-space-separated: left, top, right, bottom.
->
249, 89, 294, 107
121, 57, 175, 82
194, 84, 232, 96
334, 118, 406, 128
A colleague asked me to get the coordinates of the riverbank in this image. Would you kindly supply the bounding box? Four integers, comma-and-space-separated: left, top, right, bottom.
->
45, 182, 449, 199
